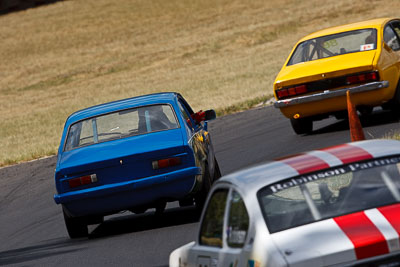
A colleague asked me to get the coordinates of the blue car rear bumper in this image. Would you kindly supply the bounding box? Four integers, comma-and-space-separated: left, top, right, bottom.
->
54, 166, 200, 217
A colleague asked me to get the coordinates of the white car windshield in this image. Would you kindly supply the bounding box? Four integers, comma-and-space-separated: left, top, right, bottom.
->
288, 28, 377, 66
258, 156, 400, 233
64, 104, 178, 151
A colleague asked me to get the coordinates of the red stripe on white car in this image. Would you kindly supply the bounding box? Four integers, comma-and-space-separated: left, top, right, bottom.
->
279, 154, 329, 174
350, 140, 400, 158
322, 143, 373, 164
307, 150, 343, 167
364, 208, 400, 252
334, 211, 389, 259
378, 203, 400, 236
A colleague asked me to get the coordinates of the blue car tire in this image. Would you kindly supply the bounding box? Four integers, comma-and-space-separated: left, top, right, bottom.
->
63, 206, 88, 238
155, 201, 167, 215
213, 158, 221, 181
194, 162, 212, 211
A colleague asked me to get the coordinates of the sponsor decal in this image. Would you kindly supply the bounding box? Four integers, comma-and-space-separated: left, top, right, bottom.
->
360, 44, 374, 51
247, 259, 260, 267
269, 167, 346, 193
269, 156, 400, 193
348, 157, 400, 171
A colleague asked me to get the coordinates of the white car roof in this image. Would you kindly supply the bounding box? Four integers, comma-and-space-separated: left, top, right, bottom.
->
218, 139, 400, 192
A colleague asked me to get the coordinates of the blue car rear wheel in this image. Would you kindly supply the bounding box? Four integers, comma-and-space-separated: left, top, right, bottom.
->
213, 158, 222, 181
63, 206, 88, 239
194, 162, 212, 211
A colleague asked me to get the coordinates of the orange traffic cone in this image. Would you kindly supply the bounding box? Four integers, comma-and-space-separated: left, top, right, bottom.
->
347, 90, 365, 142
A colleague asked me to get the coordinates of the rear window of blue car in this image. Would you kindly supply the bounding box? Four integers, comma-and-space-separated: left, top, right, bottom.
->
64, 104, 179, 151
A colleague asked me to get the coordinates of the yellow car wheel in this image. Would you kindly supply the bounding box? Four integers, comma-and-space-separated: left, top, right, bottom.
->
388, 80, 400, 117
290, 118, 313, 135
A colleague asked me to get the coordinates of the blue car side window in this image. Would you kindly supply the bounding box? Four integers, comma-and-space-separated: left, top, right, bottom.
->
65, 119, 94, 150
178, 100, 194, 130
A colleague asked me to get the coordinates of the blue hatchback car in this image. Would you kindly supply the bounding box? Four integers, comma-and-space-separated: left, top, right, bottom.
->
54, 92, 220, 238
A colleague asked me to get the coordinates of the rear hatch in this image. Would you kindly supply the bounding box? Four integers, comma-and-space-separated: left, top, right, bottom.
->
275, 50, 377, 90
271, 204, 400, 266
56, 129, 187, 193
259, 152, 400, 265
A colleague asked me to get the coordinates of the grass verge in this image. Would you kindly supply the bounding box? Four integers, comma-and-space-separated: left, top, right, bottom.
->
216, 95, 273, 117
1, 0, 400, 166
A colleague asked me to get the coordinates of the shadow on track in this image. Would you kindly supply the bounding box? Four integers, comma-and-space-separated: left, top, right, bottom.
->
0, 238, 86, 266
0, 206, 199, 265
89, 206, 200, 239
310, 109, 399, 135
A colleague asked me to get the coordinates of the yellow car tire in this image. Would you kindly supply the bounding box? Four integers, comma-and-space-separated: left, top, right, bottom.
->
290, 118, 313, 135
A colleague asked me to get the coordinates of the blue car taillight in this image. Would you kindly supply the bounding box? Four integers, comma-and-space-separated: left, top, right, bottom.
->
152, 157, 181, 170
68, 174, 98, 188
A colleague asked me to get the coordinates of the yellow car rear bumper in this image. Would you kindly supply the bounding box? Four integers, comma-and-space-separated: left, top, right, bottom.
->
275, 81, 391, 119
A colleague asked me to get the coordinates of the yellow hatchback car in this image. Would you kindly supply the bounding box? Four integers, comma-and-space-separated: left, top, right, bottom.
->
273, 18, 400, 134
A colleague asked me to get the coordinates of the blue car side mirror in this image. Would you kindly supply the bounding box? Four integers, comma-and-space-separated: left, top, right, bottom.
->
204, 109, 216, 121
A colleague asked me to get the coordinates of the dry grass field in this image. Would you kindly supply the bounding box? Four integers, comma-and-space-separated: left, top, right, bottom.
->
1, 0, 399, 166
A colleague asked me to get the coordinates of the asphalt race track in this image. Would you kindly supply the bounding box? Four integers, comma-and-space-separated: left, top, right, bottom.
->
1, 105, 400, 266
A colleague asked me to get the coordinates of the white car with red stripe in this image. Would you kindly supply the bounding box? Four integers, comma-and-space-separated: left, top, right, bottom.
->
170, 140, 400, 266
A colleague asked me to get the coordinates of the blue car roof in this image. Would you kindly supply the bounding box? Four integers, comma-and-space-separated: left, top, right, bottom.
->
66, 92, 179, 125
